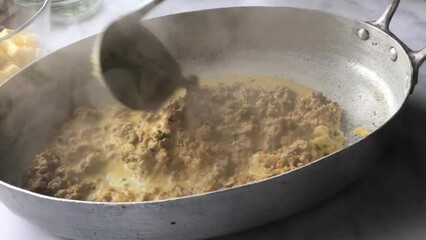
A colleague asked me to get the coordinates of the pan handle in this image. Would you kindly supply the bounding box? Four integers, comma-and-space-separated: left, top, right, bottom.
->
369, 0, 426, 92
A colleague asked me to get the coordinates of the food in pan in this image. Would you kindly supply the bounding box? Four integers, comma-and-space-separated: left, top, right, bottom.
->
23, 77, 345, 202
353, 127, 369, 137
0, 28, 41, 83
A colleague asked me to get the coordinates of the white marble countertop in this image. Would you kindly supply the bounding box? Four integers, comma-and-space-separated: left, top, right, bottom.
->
1, 0, 426, 239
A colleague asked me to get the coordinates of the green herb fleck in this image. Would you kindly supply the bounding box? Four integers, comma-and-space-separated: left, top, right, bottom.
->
289, 122, 299, 131
271, 142, 283, 151
155, 130, 169, 141
240, 106, 252, 120
315, 144, 322, 150
232, 133, 239, 141
333, 131, 340, 136
122, 124, 134, 136
221, 132, 235, 144
121, 152, 135, 163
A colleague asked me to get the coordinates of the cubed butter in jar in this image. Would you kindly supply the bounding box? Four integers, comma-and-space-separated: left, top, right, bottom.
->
0, 28, 41, 83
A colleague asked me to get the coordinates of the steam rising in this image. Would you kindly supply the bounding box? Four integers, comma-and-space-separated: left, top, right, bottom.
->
0, 36, 115, 185
0, 6, 275, 189
0, 5, 393, 191
0, 6, 259, 186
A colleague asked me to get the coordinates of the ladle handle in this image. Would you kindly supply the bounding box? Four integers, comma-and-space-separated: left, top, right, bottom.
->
369, 0, 426, 93
133, 0, 164, 19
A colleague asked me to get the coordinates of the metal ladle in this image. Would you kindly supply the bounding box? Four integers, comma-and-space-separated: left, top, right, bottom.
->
96, 0, 197, 110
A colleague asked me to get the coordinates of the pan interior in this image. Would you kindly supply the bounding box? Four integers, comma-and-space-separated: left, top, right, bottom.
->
0, 7, 412, 188
143, 6, 412, 144
146, 7, 412, 145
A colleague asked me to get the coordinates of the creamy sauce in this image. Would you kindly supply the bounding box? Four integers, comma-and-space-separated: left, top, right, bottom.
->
23, 76, 345, 202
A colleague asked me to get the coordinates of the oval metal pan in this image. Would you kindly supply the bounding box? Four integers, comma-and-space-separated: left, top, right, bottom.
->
0, 5, 422, 240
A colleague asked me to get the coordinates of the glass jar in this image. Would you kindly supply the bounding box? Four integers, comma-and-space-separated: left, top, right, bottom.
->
51, 0, 103, 24
0, 0, 50, 83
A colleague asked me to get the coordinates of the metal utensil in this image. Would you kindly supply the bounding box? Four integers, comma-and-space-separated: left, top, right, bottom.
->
98, 0, 196, 110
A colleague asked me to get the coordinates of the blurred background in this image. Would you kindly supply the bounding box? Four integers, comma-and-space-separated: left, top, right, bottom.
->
47, 0, 426, 52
